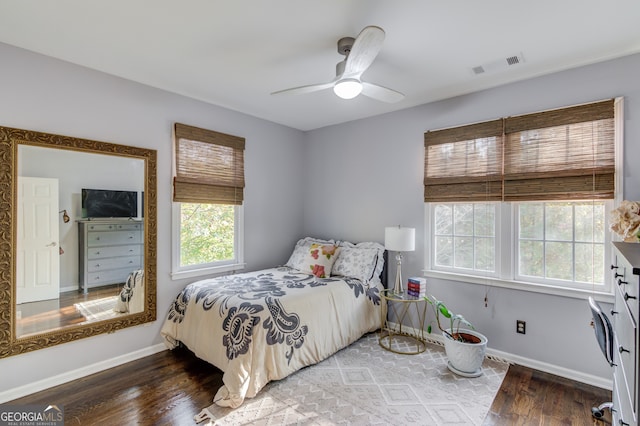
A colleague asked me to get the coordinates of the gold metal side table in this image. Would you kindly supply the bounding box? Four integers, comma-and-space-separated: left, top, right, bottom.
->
379, 289, 427, 355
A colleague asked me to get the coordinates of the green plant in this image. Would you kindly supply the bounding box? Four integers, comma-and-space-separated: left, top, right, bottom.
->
424, 295, 475, 342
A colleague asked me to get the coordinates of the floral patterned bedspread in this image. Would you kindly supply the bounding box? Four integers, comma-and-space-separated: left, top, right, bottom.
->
160, 267, 384, 408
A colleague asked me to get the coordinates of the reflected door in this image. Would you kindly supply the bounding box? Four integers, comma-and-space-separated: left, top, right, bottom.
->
17, 176, 60, 304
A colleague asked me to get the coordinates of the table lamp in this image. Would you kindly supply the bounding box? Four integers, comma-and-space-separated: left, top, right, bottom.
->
384, 226, 415, 294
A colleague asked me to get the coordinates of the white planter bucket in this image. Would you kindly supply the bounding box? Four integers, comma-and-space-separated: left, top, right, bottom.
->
442, 328, 488, 377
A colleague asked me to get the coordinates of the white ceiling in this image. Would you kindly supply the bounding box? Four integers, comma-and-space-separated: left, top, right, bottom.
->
1, 1, 639, 131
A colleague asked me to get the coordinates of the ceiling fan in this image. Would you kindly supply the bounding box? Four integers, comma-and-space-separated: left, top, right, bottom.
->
271, 26, 404, 103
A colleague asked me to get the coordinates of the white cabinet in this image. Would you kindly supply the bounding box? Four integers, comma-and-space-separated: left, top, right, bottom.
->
611, 242, 639, 426
78, 220, 143, 293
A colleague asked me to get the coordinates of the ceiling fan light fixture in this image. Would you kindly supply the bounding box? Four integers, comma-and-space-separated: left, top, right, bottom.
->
333, 78, 362, 99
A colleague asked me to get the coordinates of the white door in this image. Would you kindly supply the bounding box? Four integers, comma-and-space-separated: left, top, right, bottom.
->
16, 177, 60, 304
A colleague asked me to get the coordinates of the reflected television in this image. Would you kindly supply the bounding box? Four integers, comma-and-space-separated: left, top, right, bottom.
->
82, 188, 138, 218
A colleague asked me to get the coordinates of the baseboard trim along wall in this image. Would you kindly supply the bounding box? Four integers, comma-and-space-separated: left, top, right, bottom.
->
388, 322, 613, 391
0, 343, 167, 404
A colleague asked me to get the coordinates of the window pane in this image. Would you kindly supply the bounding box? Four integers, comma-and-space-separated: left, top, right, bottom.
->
475, 237, 495, 271
454, 236, 473, 269
593, 203, 605, 243
545, 242, 573, 280
519, 240, 544, 277
454, 204, 473, 235
575, 203, 596, 242
475, 204, 495, 237
519, 203, 543, 239
575, 243, 604, 284
545, 203, 573, 241
180, 203, 235, 266
434, 204, 452, 234
435, 236, 452, 266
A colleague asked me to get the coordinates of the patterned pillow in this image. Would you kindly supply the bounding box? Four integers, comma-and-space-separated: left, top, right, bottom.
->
285, 237, 335, 271
332, 241, 385, 284
302, 243, 340, 278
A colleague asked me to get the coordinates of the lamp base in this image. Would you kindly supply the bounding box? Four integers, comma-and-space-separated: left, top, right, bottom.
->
392, 252, 404, 294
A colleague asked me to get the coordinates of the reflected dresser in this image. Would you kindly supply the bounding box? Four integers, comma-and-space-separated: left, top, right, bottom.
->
78, 220, 143, 294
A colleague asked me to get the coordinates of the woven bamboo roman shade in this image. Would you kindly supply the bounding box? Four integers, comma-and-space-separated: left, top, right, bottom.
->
503, 99, 614, 201
424, 119, 503, 202
173, 123, 245, 205
423, 99, 615, 203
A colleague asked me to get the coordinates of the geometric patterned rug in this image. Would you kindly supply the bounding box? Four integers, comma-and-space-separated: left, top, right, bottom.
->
198, 333, 508, 425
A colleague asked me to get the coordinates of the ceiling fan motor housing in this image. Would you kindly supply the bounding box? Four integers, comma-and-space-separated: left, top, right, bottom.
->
337, 37, 355, 56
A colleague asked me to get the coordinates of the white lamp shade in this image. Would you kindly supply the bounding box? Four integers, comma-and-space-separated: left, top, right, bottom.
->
384, 226, 415, 252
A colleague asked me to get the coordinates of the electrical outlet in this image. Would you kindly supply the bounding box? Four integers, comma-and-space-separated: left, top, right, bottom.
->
516, 320, 526, 334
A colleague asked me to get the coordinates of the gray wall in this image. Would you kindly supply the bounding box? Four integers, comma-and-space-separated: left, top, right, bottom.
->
303, 53, 640, 382
0, 42, 306, 393
1, 38, 638, 394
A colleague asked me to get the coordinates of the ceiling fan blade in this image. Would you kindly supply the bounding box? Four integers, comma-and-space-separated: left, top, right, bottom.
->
343, 26, 385, 77
361, 82, 405, 103
271, 81, 334, 96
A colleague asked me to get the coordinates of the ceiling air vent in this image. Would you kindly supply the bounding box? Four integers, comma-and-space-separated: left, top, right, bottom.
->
506, 55, 521, 66
471, 53, 525, 76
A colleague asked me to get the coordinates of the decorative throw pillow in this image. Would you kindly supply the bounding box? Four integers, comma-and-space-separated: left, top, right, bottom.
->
333, 241, 385, 284
302, 243, 340, 278
285, 237, 336, 271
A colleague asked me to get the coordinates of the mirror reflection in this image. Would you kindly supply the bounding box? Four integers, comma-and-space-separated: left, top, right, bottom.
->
16, 145, 145, 337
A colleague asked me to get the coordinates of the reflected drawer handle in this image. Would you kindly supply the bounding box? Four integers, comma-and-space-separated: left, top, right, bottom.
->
611, 264, 618, 270
618, 279, 628, 286
94, 276, 100, 280
624, 293, 636, 301
95, 251, 100, 255
619, 420, 629, 426
95, 264, 100, 267
611, 309, 618, 316
614, 272, 624, 278
619, 346, 630, 354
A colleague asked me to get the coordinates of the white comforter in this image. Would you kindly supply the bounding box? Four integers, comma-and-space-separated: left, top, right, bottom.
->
161, 267, 384, 408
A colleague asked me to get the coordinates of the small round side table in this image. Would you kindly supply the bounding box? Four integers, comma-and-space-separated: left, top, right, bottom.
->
379, 289, 427, 355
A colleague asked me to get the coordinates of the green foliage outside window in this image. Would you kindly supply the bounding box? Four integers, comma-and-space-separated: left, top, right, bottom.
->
180, 203, 235, 266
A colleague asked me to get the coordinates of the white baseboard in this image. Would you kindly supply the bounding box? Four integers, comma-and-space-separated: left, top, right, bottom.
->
0, 343, 167, 404
387, 322, 613, 391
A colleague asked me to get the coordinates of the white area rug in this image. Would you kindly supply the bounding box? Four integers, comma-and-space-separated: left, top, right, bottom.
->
199, 333, 508, 425
74, 296, 120, 322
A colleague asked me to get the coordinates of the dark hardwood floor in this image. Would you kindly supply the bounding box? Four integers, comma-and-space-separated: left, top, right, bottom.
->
8, 346, 612, 426
484, 364, 611, 426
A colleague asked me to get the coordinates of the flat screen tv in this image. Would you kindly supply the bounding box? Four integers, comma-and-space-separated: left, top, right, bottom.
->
82, 188, 138, 219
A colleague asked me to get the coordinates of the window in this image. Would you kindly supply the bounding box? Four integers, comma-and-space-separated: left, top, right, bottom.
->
516, 201, 605, 287
433, 203, 497, 274
171, 123, 245, 279
424, 99, 620, 295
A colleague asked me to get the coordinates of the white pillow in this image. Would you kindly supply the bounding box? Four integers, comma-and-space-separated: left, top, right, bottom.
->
332, 241, 385, 284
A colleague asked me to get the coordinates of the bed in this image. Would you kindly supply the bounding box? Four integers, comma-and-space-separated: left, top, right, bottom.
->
160, 237, 387, 409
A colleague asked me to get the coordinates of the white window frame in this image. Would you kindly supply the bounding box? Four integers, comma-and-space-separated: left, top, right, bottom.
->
428, 202, 502, 279
171, 202, 245, 280
425, 201, 614, 301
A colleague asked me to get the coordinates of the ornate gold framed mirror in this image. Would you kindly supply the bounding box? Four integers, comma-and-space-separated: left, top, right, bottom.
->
0, 126, 157, 358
